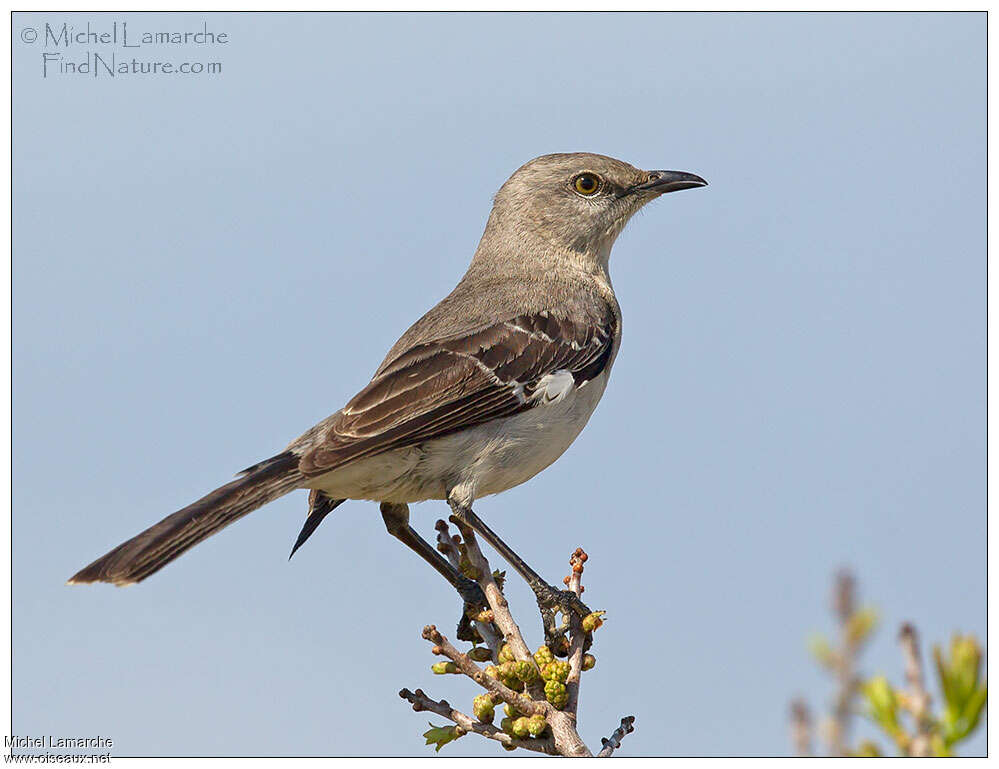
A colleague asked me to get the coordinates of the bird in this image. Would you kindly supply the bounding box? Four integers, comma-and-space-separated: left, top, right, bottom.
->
68, 152, 706, 620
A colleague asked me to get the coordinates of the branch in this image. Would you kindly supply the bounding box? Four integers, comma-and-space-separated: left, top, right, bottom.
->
447, 518, 535, 664
828, 569, 859, 756
564, 548, 587, 717
399, 687, 558, 755
451, 527, 591, 756
401, 525, 634, 756
597, 715, 636, 757
422, 624, 542, 716
789, 698, 813, 756
434, 520, 504, 659
898, 623, 933, 757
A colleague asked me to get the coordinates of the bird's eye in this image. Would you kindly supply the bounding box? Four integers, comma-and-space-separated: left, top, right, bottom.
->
573, 173, 602, 196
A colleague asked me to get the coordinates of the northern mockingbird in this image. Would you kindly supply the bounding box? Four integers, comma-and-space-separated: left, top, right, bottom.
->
69, 152, 706, 623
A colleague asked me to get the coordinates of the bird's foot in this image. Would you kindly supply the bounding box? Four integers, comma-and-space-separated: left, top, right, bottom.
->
457, 575, 487, 610
532, 583, 594, 656
455, 576, 489, 643
535, 583, 590, 619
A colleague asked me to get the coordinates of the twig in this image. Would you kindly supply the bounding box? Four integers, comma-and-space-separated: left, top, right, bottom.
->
455, 529, 593, 757
898, 623, 933, 757
597, 715, 636, 757
565, 548, 587, 717
422, 624, 542, 716
448, 518, 535, 664
404, 528, 625, 756
399, 687, 558, 755
434, 521, 463, 572
435, 520, 503, 659
789, 698, 813, 756
828, 569, 859, 756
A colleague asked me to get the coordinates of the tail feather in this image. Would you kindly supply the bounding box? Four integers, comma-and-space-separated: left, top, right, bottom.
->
69, 452, 302, 586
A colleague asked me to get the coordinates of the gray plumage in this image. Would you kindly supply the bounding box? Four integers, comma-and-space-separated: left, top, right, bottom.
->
69, 152, 706, 586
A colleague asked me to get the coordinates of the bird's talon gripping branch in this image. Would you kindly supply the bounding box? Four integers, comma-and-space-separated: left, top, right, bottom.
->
457, 576, 488, 612
404, 539, 636, 755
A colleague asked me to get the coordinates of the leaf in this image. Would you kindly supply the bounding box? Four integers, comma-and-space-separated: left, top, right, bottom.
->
948, 682, 988, 745
934, 644, 958, 714
423, 723, 462, 752
861, 676, 900, 734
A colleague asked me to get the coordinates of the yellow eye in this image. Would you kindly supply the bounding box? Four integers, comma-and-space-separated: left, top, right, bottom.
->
573, 173, 601, 196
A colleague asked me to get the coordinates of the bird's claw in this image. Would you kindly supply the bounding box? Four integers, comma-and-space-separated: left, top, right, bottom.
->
532, 585, 594, 656
457, 576, 487, 609
535, 585, 591, 619
455, 577, 489, 642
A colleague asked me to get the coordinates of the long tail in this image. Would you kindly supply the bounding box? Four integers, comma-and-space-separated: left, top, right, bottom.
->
68, 452, 302, 586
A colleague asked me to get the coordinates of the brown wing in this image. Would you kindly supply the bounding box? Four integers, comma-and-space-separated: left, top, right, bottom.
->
299, 307, 617, 477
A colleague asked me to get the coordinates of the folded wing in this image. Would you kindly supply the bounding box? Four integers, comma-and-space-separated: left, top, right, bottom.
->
299, 306, 616, 477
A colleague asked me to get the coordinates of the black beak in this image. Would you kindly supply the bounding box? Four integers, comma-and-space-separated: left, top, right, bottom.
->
627, 170, 708, 196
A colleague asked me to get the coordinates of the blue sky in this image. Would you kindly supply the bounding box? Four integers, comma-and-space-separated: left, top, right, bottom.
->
13, 12, 984, 756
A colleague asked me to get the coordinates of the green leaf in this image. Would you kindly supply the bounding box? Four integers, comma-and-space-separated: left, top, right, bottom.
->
423, 723, 462, 752
861, 676, 900, 733
947, 682, 988, 745
935, 634, 987, 741
934, 644, 958, 715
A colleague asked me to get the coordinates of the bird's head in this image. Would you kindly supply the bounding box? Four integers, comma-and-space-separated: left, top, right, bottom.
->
483, 152, 707, 270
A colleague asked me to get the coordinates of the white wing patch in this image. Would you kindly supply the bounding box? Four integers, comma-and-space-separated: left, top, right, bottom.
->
533, 369, 575, 405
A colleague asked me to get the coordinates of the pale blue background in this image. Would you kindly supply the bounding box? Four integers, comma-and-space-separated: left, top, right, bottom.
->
12, 12, 985, 757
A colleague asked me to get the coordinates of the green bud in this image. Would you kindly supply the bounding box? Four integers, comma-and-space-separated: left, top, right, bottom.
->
527, 713, 548, 737
498, 644, 516, 663
545, 679, 568, 709
431, 661, 459, 675
534, 645, 554, 668
512, 716, 531, 738
472, 694, 495, 723
542, 660, 570, 683
514, 660, 539, 683
582, 611, 605, 633
504, 702, 521, 719
500, 717, 515, 735
468, 646, 493, 662
582, 654, 596, 671
497, 661, 521, 688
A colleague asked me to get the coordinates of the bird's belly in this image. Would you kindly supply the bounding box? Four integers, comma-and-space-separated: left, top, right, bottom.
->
308, 371, 609, 506
443, 376, 608, 501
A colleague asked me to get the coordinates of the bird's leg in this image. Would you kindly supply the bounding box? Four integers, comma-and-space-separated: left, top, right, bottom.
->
446, 498, 591, 652
379, 502, 486, 640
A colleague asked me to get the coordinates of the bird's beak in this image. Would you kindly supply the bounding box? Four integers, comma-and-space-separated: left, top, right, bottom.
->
628, 170, 708, 196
